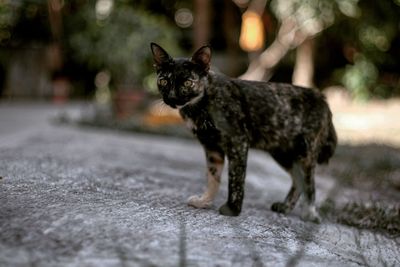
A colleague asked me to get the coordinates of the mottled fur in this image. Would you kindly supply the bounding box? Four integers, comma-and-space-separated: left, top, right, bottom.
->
151, 43, 337, 222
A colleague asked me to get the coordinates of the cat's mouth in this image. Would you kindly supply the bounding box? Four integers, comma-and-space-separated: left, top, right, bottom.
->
169, 103, 177, 109
163, 98, 182, 109
164, 100, 191, 109
164, 92, 204, 110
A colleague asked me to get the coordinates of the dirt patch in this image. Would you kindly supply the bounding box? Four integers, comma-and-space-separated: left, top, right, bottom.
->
320, 144, 400, 191
318, 143, 400, 237
336, 202, 400, 237
320, 199, 400, 237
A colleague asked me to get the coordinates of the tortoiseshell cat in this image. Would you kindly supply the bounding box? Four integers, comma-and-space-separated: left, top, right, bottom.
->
150, 43, 337, 222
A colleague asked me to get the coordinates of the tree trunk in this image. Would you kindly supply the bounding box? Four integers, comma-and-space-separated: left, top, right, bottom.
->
239, 18, 306, 81
47, 0, 64, 70
222, 0, 242, 76
292, 38, 315, 87
239, 39, 291, 81
193, 0, 211, 49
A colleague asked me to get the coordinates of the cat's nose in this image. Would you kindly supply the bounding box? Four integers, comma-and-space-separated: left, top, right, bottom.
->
168, 90, 176, 99
166, 91, 179, 105
164, 95, 177, 108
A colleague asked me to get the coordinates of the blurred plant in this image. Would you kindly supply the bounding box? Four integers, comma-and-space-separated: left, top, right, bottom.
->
270, 0, 352, 36
340, 54, 378, 100
0, 0, 51, 57
94, 70, 111, 104
332, 0, 400, 99
240, 0, 363, 82
67, 1, 181, 91
0, 1, 19, 46
239, 0, 400, 99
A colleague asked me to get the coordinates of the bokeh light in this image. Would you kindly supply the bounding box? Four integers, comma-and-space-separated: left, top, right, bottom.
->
174, 8, 193, 28
239, 11, 264, 52
95, 0, 114, 21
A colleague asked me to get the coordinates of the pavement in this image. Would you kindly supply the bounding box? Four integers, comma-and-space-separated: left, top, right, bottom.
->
0, 102, 399, 267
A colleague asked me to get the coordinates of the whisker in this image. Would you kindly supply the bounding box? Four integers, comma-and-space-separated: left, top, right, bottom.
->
159, 103, 166, 116
153, 99, 166, 116
160, 101, 169, 116
154, 98, 164, 105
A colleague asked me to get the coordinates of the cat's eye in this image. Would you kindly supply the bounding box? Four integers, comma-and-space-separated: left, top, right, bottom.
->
184, 80, 193, 87
159, 79, 168, 86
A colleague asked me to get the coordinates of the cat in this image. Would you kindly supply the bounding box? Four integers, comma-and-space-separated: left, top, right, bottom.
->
150, 42, 337, 222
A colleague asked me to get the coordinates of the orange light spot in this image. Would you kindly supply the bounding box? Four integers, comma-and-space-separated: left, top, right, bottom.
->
239, 11, 265, 52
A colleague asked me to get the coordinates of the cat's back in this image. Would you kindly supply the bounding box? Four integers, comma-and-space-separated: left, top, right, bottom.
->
209, 73, 319, 101
235, 78, 323, 103
207, 72, 331, 125
207, 72, 284, 104
206, 73, 329, 120
238, 78, 329, 114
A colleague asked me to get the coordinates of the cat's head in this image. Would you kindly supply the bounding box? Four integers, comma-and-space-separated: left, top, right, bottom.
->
150, 43, 211, 109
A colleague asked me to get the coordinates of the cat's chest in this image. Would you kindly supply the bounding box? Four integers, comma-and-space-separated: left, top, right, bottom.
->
183, 117, 198, 131
180, 108, 221, 137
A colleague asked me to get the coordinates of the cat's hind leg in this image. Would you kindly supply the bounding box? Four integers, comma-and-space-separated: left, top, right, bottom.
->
269, 149, 301, 214
270, 159, 321, 223
270, 162, 302, 214
300, 161, 321, 223
188, 149, 224, 209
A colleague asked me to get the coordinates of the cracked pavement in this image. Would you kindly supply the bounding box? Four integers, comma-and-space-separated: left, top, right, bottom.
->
0, 102, 399, 267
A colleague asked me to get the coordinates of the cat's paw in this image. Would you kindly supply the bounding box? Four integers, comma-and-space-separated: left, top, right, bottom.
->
271, 202, 289, 214
301, 205, 321, 224
187, 195, 212, 209
219, 203, 241, 216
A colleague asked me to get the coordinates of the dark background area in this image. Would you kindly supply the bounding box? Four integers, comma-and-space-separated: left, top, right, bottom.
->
0, 0, 399, 101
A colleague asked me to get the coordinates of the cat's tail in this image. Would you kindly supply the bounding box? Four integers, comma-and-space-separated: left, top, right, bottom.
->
317, 118, 337, 164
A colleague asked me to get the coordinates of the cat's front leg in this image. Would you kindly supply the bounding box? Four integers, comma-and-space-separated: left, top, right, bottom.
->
188, 149, 225, 209
219, 142, 249, 216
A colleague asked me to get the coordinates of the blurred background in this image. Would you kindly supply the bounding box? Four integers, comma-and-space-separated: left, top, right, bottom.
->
0, 0, 400, 144
0, 0, 399, 237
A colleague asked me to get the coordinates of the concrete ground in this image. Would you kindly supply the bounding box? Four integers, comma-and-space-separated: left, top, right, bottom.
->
0, 102, 399, 267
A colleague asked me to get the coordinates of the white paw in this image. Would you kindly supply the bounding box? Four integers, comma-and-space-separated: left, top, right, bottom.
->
187, 195, 212, 209
301, 205, 321, 224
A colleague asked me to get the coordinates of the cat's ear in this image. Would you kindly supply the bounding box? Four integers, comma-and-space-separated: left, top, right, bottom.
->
191, 45, 211, 72
150, 42, 172, 68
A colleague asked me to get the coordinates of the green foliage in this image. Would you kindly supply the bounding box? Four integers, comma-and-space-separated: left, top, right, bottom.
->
67, 2, 181, 88
332, 0, 400, 99
340, 54, 378, 100
270, 0, 400, 99
0, 1, 19, 46
270, 0, 361, 36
